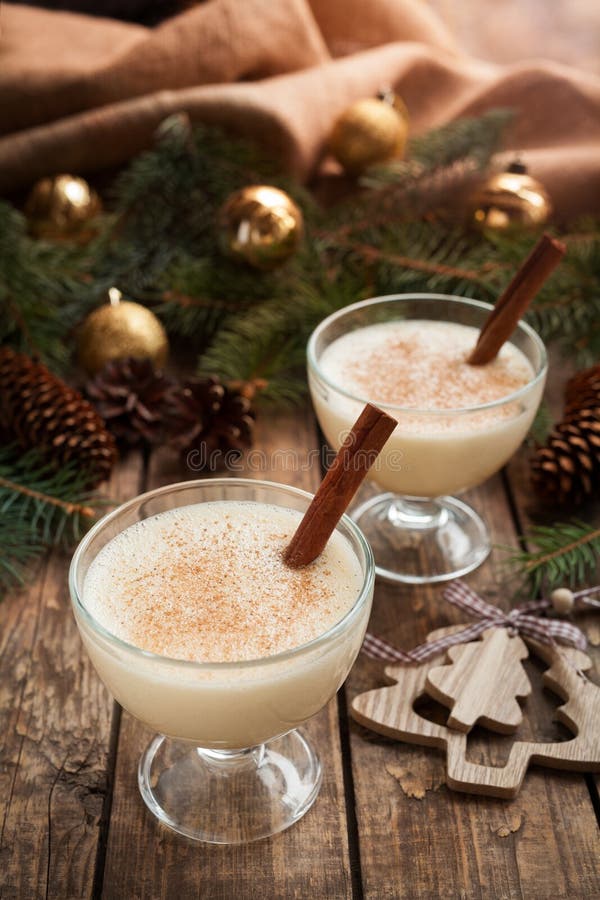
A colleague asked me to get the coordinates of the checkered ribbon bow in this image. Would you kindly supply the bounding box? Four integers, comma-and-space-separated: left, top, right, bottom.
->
362, 580, 599, 665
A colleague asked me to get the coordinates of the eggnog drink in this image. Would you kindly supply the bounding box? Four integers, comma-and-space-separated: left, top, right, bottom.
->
312, 320, 541, 497
78, 500, 368, 747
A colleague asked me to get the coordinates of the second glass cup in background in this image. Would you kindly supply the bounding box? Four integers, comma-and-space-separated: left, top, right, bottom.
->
308, 294, 547, 584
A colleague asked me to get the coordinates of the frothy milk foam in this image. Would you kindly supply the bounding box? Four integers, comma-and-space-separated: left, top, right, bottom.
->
312, 320, 541, 497
78, 501, 368, 747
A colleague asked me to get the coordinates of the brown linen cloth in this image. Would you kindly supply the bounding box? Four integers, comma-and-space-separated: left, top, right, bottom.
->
1, 0, 599, 217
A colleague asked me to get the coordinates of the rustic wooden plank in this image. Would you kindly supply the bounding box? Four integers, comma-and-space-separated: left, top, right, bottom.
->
347, 469, 600, 899
0, 455, 144, 899
101, 409, 355, 900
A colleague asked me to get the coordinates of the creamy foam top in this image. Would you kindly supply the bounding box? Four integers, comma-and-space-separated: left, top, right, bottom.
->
320, 320, 534, 410
82, 501, 363, 663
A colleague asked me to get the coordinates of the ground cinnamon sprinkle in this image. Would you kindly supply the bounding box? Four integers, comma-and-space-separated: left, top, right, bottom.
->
325, 321, 534, 411
83, 501, 363, 663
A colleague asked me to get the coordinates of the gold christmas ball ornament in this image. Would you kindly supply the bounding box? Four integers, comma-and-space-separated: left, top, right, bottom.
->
77, 289, 169, 376
329, 95, 409, 175
218, 185, 304, 270
472, 162, 552, 229
25, 174, 102, 239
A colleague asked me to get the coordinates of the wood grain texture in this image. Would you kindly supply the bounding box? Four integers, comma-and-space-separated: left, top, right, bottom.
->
426, 628, 532, 734
0, 454, 143, 899
100, 409, 355, 900
345, 472, 600, 899
2, 365, 599, 898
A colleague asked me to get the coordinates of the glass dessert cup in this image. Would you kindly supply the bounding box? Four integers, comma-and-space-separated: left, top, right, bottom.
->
69, 478, 374, 844
308, 294, 547, 585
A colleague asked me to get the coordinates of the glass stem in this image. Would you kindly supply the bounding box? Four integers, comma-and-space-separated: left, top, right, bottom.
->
387, 497, 448, 531
197, 745, 266, 770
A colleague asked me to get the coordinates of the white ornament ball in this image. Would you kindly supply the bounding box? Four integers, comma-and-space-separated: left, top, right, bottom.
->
550, 588, 575, 616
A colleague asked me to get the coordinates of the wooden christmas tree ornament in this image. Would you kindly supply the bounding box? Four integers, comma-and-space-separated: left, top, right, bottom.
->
426, 627, 531, 734
352, 626, 600, 799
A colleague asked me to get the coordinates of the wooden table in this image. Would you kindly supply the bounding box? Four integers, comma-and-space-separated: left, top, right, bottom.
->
2, 384, 600, 899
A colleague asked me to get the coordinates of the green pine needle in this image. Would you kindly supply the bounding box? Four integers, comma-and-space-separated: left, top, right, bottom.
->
527, 400, 554, 447
2, 111, 600, 401
0, 202, 100, 371
360, 108, 514, 188
0, 446, 105, 600
503, 520, 600, 596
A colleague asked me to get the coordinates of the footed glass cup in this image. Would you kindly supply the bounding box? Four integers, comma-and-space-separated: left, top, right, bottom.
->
69, 478, 374, 843
308, 294, 547, 584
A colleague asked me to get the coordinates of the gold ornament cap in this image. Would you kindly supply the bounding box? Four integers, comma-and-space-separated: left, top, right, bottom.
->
218, 185, 303, 270
77, 289, 169, 376
329, 95, 409, 175
25, 174, 102, 239
472, 161, 552, 229
376, 87, 410, 125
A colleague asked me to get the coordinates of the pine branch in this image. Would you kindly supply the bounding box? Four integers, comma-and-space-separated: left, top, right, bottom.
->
0, 446, 104, 599
528, 294, 600, 367
409, 108, 514, 173
99, 118, 287, 293
527, 400, 553, 447
3, 113, 600, 405
503, 520, 600, 595
336, 238, 497, 282
0, 476, 95, 519
150, 249, 284, 348
198, 255, 363, 406
360, 108, 513, 189
197, 297, 311, 407
0, 202, 99, 370
489, 224, 600, 364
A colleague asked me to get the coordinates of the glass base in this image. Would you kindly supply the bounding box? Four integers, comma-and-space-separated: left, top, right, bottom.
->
351, 493, 491, 584
138, 729, 322, 844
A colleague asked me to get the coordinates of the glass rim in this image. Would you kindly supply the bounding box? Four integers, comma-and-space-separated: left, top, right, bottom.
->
307, 293, 548, 416
69, 477, 375, 672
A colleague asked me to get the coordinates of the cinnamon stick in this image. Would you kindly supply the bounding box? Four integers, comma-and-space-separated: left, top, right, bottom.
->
284, 403, 397, 568
467, 233, 565, 366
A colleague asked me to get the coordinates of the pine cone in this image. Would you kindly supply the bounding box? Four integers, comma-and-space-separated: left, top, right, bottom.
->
85, 357, 177, 447
169, 376, 256, 470
531, 363, 600, 507
0, 346, 117, 487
